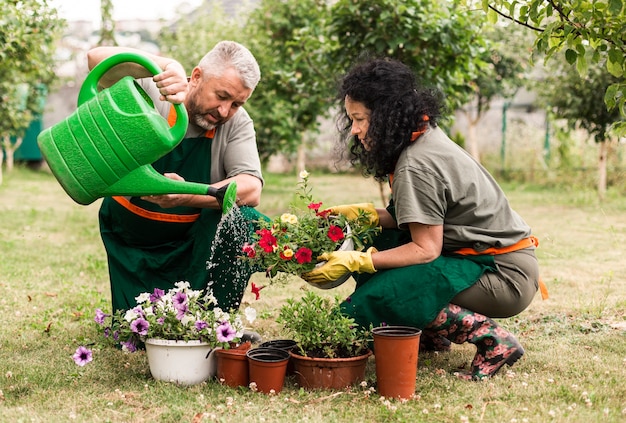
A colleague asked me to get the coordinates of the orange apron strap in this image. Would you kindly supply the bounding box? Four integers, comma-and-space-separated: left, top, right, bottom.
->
167, 105, 215, 138
454, 236, 548, 300
538, 278, 549, 300
112, 196, 200, 223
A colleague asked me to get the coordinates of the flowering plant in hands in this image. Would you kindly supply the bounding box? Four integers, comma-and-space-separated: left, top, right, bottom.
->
239, 171, 380, 282
94, 281, 257, 352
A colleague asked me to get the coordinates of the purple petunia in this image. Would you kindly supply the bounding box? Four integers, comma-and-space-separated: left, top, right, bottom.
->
195, 320, 209, 331
94, 308, 109, 325
172, 291, 187, 308
216, 322, 236, 343
121, 340, 137, 353
130, 318, 149, 336
72, 346, 93, 366
150, 288, 166, 303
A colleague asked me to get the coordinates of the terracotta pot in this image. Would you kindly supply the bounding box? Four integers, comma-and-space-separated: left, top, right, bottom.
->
289, 349, 373, 390
144, 338, 212, 386
246, 347, 290, 394
216, 342, 252, 388
372, 326, 422, 399
260, 339, 297, 375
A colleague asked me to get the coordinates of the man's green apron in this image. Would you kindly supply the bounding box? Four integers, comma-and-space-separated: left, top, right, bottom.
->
341, 200, 496, 330
99, 134, 263, 313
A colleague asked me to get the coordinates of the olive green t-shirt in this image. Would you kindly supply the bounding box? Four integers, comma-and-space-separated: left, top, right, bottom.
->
392, 126, 531, 253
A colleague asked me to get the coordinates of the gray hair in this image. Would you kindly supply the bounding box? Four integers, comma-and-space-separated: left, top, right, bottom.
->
198, 41, 261, 92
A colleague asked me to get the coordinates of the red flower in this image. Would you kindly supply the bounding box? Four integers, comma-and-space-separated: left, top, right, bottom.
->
251, 282, 266, 300
308, 202, 323, 212
257, 229, 277, 253
316, 208, 332, 218
294, 247, 313, 264
327, 225, 345, 242
242, 242, 256, 258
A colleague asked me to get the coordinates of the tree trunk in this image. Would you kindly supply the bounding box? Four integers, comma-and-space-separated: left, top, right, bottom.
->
1, 135, 21, 173
597, 140, 608, 200
466, 119, 480, 161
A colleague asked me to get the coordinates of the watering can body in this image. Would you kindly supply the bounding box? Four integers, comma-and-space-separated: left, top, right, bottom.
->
37, 53, 237, 213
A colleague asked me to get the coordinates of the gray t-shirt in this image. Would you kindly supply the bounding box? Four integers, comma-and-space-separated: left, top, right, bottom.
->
392, 126, 530, 253
138, 78, 264, 185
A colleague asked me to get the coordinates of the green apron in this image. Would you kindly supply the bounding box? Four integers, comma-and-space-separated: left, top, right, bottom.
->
341, 200, 496, 330
99, 135, 264, 313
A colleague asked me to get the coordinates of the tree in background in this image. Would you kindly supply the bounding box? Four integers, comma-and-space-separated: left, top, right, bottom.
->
0, 0, 64, 183
536, 58, 623, 198
460, 24, 532, 161
484, 0, 626, 136
329, 0, 489, 118
158, 1, 244, 70
97, 0, 117, 46
243, 0, 336, 168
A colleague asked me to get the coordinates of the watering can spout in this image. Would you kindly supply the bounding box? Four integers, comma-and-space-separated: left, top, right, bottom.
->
207, 183, 238, 214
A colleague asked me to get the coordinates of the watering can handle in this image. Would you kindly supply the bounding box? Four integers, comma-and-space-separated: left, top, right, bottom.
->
77, 52, 187, 143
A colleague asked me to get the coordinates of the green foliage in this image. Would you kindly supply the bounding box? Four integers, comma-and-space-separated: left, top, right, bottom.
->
0, 0, 64, 140
158, 0, 249, 71
329, 0, 490, 114
277, 291, 370, 358
536, 57, 623, 143
485, 0, 626, 135
243, 0, 337, 162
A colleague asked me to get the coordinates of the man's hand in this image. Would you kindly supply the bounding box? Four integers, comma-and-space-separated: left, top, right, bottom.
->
140, 173, 191, 208
153, 61, 188, 103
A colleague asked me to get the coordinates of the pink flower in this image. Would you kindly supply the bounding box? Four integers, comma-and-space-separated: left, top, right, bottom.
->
72, 346, 93, 366
242, 242, 257, 258
308, 202, 323, 211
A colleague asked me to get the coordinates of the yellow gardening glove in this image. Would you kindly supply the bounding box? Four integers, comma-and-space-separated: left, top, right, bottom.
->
329, 203, 379, 227
302, 247, 378, 285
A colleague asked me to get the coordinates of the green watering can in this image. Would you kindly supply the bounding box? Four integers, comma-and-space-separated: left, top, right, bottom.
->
37, 52, 237, 213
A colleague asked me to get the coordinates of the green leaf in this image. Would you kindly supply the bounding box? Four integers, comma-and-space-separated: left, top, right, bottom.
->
487, 8, 498, 24
608, 0, 623, 14
565, 49, 578, 65
607, 49, 624, 77
604, 84, 619, 109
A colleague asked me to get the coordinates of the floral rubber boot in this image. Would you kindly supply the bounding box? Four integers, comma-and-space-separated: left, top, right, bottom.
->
419, 329, 451, 352
425, 303, 524, 380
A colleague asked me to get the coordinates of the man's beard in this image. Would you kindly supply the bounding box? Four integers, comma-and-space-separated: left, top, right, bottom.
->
193, 114, 217, 131
187, 90, 222, 130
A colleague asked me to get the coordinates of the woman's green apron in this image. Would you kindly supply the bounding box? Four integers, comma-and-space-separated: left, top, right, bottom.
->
99, 134, 263, 312
341, 200, 497, 330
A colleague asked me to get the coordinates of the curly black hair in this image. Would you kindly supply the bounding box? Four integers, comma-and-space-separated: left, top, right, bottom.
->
335, 58, 445, 181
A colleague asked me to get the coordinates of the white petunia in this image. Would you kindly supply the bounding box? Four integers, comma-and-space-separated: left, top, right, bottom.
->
244, 307, 257, 323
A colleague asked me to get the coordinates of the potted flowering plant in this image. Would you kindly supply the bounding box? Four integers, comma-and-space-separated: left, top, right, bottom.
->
239, 171, 380, 283
276, 290, 372, 390
95, 281, 257, 385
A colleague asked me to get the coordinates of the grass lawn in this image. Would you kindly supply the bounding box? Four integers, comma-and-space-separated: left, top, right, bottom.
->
1, 166, 625, 422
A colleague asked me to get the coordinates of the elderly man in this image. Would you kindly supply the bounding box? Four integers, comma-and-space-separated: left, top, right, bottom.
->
87, 41, 264, 316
